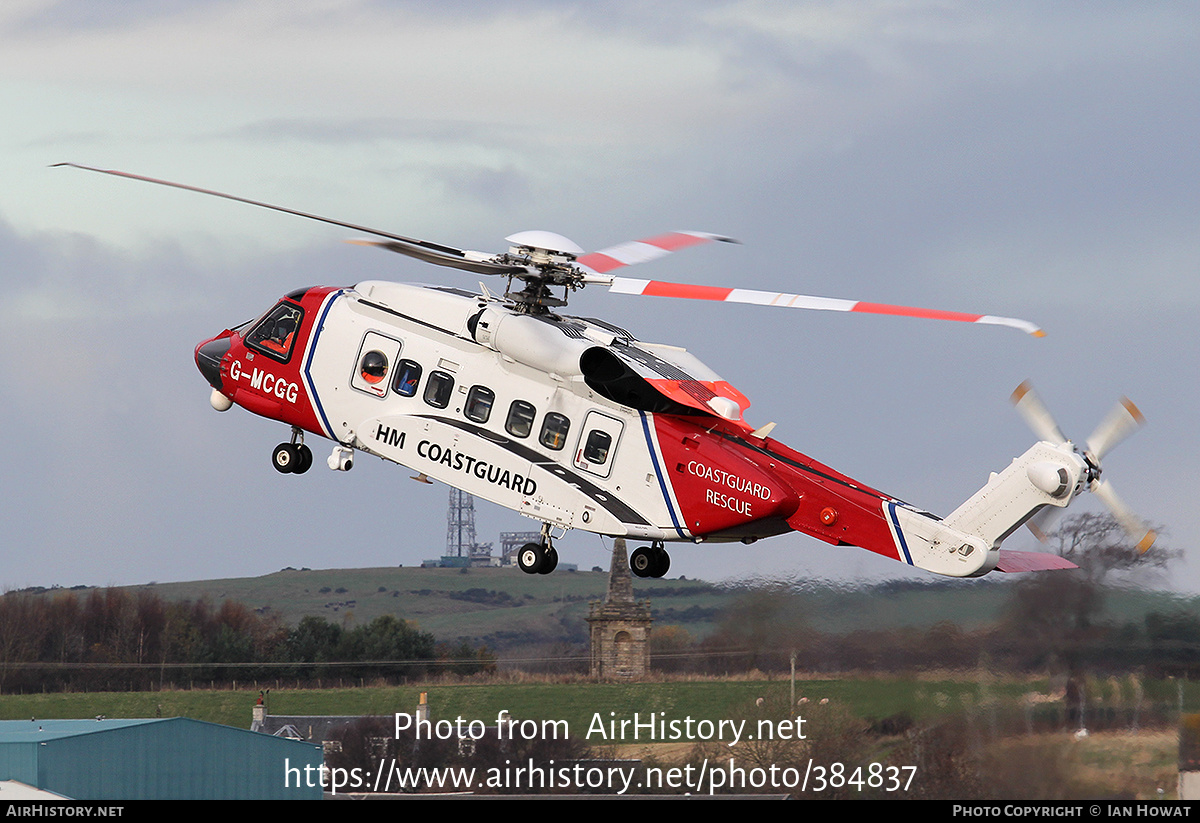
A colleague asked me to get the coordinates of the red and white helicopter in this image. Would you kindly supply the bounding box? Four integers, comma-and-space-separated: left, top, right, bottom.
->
61, 163, 1156, 578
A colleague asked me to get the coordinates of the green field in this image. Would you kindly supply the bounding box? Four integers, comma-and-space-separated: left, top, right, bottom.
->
0, 678, 1017, 731
2, 674, 1194, 733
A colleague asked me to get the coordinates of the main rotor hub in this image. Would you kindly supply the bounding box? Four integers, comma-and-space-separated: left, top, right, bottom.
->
504, 231, 584, 260
499, 231, 589, 313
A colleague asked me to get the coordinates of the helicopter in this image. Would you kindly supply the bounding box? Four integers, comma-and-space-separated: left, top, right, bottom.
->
58, 163, 1156, 579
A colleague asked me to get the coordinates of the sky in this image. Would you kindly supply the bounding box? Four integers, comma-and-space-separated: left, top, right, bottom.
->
1, 1, 1198, 593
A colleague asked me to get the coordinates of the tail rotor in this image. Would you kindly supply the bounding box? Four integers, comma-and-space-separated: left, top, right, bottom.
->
1011, 382, 1155, 552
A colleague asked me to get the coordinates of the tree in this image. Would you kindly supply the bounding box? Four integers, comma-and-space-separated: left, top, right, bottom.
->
1000, 513, 1177, 673
1144, 609, 1200, 676
1048, 512, 1177, 586
339, 615, 436, 680
700, 583, 810, 672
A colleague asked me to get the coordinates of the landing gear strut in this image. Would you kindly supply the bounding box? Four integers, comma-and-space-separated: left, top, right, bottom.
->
517, 525, 559, 575
272, 427, 313, 474
630, 542, 670, 578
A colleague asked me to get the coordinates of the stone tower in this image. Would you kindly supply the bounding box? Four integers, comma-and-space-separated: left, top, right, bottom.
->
587, 538, 652, 679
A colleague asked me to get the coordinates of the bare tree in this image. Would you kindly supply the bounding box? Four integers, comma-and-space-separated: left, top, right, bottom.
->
1001, 513, 1177, 673
1048, 512, 1177, 586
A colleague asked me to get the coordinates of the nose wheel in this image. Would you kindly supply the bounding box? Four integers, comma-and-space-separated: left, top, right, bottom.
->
272, 428, 314, 474
630, 543, 670, 578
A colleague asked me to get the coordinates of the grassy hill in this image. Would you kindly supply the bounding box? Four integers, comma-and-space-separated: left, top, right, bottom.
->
29, 566, 1187, 659
112, 566, 723, 649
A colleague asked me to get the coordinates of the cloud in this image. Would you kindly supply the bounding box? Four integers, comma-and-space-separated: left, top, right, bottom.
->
0, 2, 1197, 591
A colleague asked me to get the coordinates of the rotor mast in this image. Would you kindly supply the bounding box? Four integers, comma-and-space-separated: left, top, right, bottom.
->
498, 231, 587, 314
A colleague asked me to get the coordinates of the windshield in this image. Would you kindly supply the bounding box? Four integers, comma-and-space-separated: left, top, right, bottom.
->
245, 302, 304, 361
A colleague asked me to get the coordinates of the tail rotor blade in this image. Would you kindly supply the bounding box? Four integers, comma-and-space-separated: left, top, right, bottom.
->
1085, 398, 1145, 462
1026, 506, 1063, 544
1011, 381, 1068, 445
1090, 479, 1156, 552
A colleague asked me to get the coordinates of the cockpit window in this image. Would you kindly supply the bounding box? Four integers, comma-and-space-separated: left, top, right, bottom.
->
246, 302, 303, 362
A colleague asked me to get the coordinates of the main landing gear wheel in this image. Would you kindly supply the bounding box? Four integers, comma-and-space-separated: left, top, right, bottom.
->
630, 545, 670, 578
538, 547, 559, 575
518, 543, 546, 574
272, 443, 313, 474
655, 547, 670, 578
294, 444, 313, 474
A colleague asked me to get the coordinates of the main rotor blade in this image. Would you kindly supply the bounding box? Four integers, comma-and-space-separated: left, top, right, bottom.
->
1085, 397, 1145, 462
1090, 479, 1156, 552
53, 162, 466, 257
577, 232, 739, 274
348, 239, 526, 276
1010, 381, 1068, 445
587, 276, 1045, 336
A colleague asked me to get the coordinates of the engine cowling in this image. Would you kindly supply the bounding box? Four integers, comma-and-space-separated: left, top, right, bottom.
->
469, 307, 592, 378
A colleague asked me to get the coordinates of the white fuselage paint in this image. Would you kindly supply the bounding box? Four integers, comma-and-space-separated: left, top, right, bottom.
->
302, 283, 684, 540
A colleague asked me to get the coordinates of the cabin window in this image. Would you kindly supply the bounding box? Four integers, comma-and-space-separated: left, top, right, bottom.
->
423, 371, 454, 409
359, 351, 388, 385
465, 386, 496, 424
245, 302, 303, 362
392, 360, 423, 397
574, 410, 623, 478
505, 400, 536, 438
351, 332, 403, 399
584, 430, 613, 464
539, 413, 571, 450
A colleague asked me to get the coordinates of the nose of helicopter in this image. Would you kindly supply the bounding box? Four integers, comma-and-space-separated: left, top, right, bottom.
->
195, 335, 231, 390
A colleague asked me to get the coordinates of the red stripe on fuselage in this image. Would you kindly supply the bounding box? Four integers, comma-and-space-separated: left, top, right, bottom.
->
759, 436, 903, 561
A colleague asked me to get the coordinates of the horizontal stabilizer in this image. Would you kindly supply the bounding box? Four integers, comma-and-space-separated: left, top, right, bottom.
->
994, 550, 1078, 573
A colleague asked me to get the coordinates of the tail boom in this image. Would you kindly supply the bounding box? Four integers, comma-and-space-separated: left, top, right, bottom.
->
771, 439, 1087, 578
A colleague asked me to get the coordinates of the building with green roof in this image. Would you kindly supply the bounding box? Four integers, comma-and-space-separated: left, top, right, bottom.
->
0, 717, 322, 800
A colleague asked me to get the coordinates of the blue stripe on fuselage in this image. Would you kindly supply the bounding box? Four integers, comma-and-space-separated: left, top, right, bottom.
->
639, 412, 686, 538
303, 289, 345, 440
886, 502, 914, 565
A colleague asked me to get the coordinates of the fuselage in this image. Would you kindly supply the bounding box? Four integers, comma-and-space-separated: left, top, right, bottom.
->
194, 282, 1006, 577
